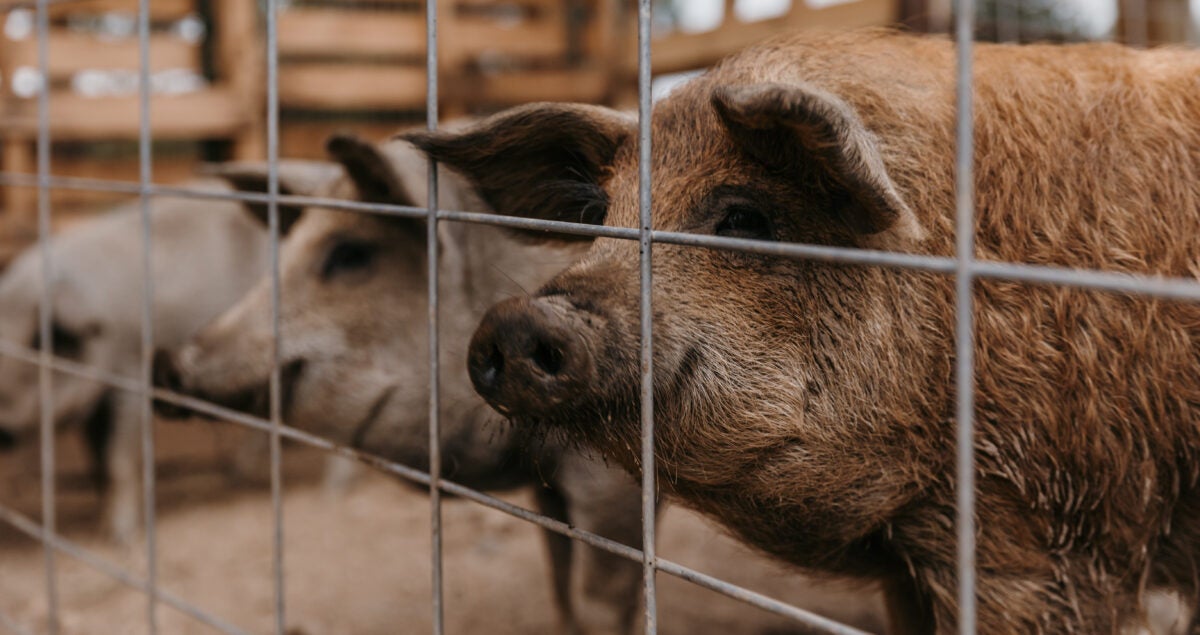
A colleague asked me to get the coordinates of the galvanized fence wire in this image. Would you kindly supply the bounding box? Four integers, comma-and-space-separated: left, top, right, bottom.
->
954, 0, 978, 630
136, 0, 159, 632
636, 0, 658, 632
33, 1, 59, 634
3, 2, 1200, 635
0, 332, 873, 635
265, 0, 288, 632
425, 0, 445, 633
0, 505, 253, 635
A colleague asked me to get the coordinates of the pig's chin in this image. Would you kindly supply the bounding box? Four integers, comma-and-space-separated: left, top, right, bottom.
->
180, 359, 305, 422
505, 393, 641, 469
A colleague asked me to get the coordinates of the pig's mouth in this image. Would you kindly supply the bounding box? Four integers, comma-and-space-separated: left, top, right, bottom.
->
223, 359, 306, 421
154, 351, 306, 423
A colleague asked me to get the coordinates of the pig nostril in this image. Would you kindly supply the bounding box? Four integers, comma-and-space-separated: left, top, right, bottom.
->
481, 343, 504, 387
531, 340, 564, 376
0, 427, 14, 451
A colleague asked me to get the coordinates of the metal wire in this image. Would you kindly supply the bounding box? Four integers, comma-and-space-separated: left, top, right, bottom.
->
954, 0, 978, 630
136, 0, 159, 631
425, 1, 445, 633
636, 0, 659, 633
33, 1, 59, 633
5, 176, 1200, 635
265, 0, 287, 632
6, 174, 1200, 300
1, 5, 1199, 635
0, 334, 869, 635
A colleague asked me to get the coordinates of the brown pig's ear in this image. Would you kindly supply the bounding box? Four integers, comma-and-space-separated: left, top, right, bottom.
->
401, 103, 633, 242
205, 160, 342, 235
712, 83, 924, 245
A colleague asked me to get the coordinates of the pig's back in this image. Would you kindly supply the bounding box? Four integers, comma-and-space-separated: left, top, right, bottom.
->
41, 181, 268, 347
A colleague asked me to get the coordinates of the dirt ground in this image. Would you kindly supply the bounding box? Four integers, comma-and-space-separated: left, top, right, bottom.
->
0, 420, 886, 635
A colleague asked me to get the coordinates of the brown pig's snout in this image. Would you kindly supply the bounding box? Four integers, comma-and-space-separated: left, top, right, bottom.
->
468, 296, 593, 418
0, 427, 14, 451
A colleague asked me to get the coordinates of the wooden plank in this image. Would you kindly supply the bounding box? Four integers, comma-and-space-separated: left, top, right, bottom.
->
1, 31, 198, 77
47, 0, 195, 20
643, 0, 896, 75
211, 0, 263, 159
277, 6, 567, 64
580, 0, 625, 60
279, 9, 426, 58
453, 14, 567, 61
2, 89, 250, 139
452, 67, 611, 105
281, 119, 421, 160
458, 0, 564, 11
278, 64, 427, 110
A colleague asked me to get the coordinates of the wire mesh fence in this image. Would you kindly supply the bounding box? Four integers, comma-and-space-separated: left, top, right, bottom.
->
1, 0, 1200, 634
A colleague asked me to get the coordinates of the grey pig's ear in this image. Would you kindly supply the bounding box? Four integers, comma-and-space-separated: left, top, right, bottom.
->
712, 83, 924, 246
205, 159, 343, 235
325, 133, 416, 207
401, 103, 633, 243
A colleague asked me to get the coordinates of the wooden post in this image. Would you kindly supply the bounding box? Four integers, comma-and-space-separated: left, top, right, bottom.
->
214, 0, 266, 161
1147, 0, 1190, 44
2, 138, 36, 243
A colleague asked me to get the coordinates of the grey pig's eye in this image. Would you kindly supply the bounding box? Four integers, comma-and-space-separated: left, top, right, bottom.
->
716, 205, 775, 241
31, 321, 85, 359
321, 240, 378, 280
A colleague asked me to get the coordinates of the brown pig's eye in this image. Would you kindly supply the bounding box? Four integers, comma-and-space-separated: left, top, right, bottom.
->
716, 205, 775, 241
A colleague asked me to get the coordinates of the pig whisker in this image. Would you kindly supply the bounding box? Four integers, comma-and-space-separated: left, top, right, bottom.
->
488, 264, 531, 296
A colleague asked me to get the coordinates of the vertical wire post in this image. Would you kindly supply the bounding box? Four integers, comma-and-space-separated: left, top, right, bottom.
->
636, 0, 657, 632
425, 1, 444, 634
136, 0, 159, 630
954, 0, 977, 631
33, 0, 59, 632
265, 0, 287, 632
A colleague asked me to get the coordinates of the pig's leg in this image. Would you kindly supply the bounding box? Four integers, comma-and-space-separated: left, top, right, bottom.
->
102, 390, 143, 544
83, 392, 113, 500
534, 485, 579, 634
555, 456, 645, 635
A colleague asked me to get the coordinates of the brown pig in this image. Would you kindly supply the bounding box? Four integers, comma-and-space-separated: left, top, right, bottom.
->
406, 30, 1200, 634
156, 134, 649, 635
